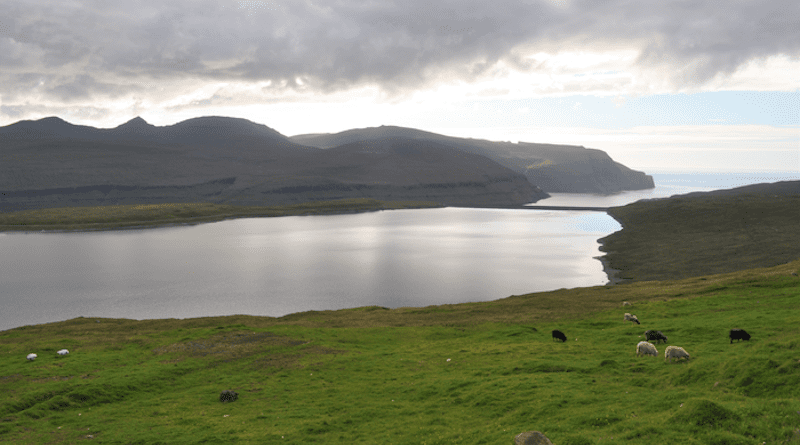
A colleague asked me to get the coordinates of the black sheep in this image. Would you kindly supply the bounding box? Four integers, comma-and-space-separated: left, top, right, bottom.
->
729, 328, 751, 344
551, 329, 567, 342
645, 330, 668, 344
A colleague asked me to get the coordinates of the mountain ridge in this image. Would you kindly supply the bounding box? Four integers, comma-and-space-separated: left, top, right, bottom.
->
0, 116, 546, 211
290, 125, 655, 194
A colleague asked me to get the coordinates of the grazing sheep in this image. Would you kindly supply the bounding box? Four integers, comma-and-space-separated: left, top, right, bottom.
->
636, 341, 658, 357
551, 329, 567, 342
665, 346, 690, 362
645, 330, 668, 344
729, 329, 751, 344
622, 301, 632, 307
219, 390, 238, 403
624, 313, 640, 324
57, 349, 69, 356
26, 353, 37, 361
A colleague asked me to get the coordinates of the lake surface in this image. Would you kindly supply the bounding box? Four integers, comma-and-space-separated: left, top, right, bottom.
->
1, 170, 797, 331
1, 208, 619, 331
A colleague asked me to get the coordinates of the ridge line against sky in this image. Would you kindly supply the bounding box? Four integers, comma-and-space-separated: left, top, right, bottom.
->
1, 0, 798, 173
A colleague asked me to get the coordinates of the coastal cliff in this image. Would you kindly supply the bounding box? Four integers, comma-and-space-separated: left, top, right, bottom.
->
291, 125, 654, 194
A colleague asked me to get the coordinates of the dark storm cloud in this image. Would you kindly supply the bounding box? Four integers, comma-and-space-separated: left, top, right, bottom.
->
1, 0, 798, 102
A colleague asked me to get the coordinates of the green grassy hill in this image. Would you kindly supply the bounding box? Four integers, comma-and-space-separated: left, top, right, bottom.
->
600, 181, 800, 282
2, 259, 799, 444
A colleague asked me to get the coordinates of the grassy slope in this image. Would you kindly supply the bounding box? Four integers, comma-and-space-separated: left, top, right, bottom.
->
600, 192, 800, 282
0, 199, 443, 232
2, 259, 799, 444
2, 188, 800, 443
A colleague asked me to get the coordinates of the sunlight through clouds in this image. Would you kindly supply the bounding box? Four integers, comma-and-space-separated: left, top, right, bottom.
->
1, 0, 798, 172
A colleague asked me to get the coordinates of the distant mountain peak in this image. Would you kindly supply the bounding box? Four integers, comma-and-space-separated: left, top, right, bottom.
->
38, 116, 68, 124
117, 116, 153, 128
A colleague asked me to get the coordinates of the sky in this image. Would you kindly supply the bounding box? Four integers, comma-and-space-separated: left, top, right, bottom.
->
1, 0, 798, 174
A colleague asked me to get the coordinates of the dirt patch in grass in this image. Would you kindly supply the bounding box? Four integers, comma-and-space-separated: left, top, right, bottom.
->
153, 331, 306, 362
152, 330, 347, 372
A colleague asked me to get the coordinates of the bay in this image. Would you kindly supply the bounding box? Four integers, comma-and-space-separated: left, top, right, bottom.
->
1, 170, 796, 331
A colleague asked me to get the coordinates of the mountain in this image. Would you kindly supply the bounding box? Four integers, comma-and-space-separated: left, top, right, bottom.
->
0, 117, 546, 212
290, 126, 655, 194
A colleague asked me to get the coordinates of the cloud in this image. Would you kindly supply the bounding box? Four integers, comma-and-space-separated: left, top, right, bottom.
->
1, 0, 798, 124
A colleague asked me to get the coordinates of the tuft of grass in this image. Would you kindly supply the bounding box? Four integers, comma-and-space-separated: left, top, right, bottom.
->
1, 258, 799, 444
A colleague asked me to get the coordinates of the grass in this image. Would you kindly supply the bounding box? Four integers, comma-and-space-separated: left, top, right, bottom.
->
601, 192, 800, 282
0, 199, 443, 232
2, 185, 799, 442
2, 259, 799, 444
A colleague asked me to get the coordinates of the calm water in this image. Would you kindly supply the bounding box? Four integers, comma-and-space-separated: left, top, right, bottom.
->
0, 207, 619, 331
1, 171, 796, 331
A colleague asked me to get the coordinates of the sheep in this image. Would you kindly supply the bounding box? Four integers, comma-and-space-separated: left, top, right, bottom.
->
219, 390, 239, 403
624, 313, 640, 324
551, 329, 567, 342
729, 329, 751, 344
665, 346, 690, 362
645, 330, 668, 344
622, 301, 632, 307
26, 353, 37, 361
636, 341, 658, 357
57, 349, 69, 356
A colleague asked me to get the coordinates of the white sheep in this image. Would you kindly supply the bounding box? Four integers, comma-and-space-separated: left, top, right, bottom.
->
622, 301, 632, 307
26, 353, 37, 361
636, 341, 658, 357
57, 349, 69, 356
665, 345, 690, 362
624, 313, 640, 324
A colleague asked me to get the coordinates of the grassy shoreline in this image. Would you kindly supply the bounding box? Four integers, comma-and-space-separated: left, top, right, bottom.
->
600, 191, 800, 283
2, 259, 799, 444
0, 199, 444, 233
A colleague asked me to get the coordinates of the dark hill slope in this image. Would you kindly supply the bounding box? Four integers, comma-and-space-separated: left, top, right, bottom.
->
599, 180, 800, 283
290, 125, 654, 194
0, 117, 544, 211
270, 137, 547, 206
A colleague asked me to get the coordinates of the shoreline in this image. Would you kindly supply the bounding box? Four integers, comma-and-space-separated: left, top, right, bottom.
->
0, 200, 445, 234
595, 251, 625, 286
2, 200, 629, 286
596, 211, 627, 286
0, 201, 611, 234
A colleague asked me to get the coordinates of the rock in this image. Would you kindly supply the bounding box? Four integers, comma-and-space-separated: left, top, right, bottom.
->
514, 431, 553, 445
219, 390, 238, 403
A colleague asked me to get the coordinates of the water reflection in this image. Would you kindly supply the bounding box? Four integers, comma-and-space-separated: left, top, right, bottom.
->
0, 207, 619, 331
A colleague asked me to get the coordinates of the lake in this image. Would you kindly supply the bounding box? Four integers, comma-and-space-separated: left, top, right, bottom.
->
1, 171, 797, 331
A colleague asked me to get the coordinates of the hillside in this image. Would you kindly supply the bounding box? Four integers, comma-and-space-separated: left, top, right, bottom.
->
0, 117, 547, 212
290, 125, 655, 194
600, 180, 800, 283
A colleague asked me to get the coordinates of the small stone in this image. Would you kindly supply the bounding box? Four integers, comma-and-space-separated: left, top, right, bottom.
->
219, 390, 238, 403
514, 431, 553, 445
